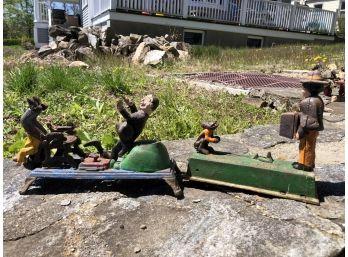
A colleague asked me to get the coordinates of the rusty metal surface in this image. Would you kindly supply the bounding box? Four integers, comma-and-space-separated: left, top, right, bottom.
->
188, 72, 302, 89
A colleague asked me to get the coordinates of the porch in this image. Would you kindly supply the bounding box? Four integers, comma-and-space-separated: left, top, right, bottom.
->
33, 0, 80, 48
88, 0, 338, 35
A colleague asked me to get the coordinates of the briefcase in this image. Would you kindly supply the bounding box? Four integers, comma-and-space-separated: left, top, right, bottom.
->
279, 112, 299, 139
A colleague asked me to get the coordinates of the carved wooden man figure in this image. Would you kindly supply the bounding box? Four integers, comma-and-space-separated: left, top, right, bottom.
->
292, 71, 327, 171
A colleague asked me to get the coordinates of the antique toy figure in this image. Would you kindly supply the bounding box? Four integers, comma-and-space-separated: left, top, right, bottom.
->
194, 121, 220, 154
85, 95, 159, 161
111, 94, 159, 160
13, 97, 48, 165
292, 71, 326, 171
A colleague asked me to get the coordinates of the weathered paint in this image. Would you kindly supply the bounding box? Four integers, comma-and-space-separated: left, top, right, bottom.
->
187, 153, 319, 204
119, 142, 171, 173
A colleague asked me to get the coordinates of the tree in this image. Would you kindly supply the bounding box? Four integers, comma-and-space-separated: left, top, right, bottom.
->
3, 0, 34, 39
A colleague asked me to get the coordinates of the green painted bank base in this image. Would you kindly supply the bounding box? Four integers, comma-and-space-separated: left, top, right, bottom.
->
187, 153, 319, 205
111, 142, 171, 172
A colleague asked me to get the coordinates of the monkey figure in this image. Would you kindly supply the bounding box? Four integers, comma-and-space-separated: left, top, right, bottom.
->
13, 97, 48, 165
194, 121, 220, 155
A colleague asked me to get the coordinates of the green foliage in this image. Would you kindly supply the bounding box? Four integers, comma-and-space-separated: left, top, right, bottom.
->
7, 128, 26, 156
4, 43, 343, 157
99, 67, 132, 95
4, 0, 34, 39
3, 38, 22, 46
6, 62, 38, 93
38, 66, 87, 93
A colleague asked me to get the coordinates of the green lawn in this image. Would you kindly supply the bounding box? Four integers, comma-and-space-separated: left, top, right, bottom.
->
3, 43, 344, 158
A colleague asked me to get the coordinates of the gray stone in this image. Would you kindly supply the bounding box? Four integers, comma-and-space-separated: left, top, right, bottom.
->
75, 47, 94, 60
60, 200, 71, 206
98, 46, 112, 55
140, 225, 147, 230
68, 61, 89, 69
317, 128, 345, 143
144, 50, 166, 66
58, 41, 69, 49
134, 247, 141, 253
56, 49, 74, 60
143, 37, 162, 50
249, 88, 266, 98
49, 41, 58, 50
77, 31, 89, 45
132, 42, 150, 64
87, 33, 99, 50
178, 50, 189, 60
56, 35, 69, 43
48, 25, 71, 38
38, 45, 54, 58
129, 33, 143, 44
68, 41, 80, 52
241, 125, 294, 148
162, 45, 179, 58
100, 26, 113, 46
170, 42, 185, 51
111, 38, 119, 45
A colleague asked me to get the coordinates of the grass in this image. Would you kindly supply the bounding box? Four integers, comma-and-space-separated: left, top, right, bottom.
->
3, 42, 344, 158
164, 43, 345, 73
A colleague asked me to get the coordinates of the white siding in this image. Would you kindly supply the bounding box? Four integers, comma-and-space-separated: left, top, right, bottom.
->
82, 5, 90, 27
307, 0, 339, 12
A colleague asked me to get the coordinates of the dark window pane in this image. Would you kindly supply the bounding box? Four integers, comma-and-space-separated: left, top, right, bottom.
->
247, 38, 262, 48
184, 32, 203, 45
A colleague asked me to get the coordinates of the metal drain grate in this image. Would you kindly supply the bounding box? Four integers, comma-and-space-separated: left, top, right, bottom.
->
188, 72, 302, 89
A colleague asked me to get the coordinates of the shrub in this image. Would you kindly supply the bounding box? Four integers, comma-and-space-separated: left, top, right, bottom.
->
38, 66, 85, 93
99, 67, 131, 95
6, 62, 38, 93
3, 38, 21, 46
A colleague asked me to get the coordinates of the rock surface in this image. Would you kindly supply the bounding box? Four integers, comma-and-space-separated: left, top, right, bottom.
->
3, 119, 345, 257
29, 25, 190, 66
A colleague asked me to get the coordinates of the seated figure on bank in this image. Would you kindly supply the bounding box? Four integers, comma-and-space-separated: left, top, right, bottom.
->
13, 97, 48, 165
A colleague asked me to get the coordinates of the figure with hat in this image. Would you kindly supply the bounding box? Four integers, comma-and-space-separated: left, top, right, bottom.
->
292, 71, 326, 171
194, 121, 220, 154
13, 96, 48, 165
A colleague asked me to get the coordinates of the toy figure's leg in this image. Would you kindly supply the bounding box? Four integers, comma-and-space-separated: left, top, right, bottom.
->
72, 139, 87, 158
111, 142, 123, 160
197, 140, 210, 155
15, 136, 41, 163
114, 124, 135, 158
296, 131, 318, 171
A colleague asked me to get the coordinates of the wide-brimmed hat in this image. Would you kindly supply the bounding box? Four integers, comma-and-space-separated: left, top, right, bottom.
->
300, 71, 328, 93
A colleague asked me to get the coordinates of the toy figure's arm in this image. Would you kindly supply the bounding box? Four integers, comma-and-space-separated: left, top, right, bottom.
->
124, 97, 138, 113
117, 100, 131, 120
204, 130, 219, 143
33, 119, 47, 135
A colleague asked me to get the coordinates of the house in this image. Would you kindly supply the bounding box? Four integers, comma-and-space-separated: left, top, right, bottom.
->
34, 0, 339, 48
33, 0, 81, 48
292, 0, 344, 16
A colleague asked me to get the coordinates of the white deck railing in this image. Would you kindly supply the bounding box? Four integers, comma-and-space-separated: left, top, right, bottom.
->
89, 0, 338, 35
115, 0, 183, 16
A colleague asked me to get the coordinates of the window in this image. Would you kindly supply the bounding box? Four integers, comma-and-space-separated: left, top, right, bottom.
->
341, 1, 345, 10
184, 30, 204, 45
314, 4, 323, 9
247, 36, 263, 48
